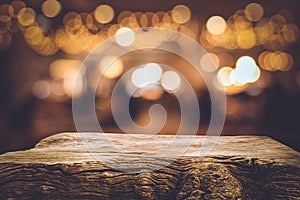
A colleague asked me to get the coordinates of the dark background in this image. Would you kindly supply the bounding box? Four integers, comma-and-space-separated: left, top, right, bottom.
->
0, 0, 299, 153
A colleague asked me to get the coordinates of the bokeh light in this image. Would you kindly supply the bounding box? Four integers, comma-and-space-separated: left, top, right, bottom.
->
98, 56, 124, 79
17, 7, 35, 26
0, 4, 13, 23
236, 29, 256, 49
258, 51, 293, 71
125, 80, 142, 98
141, 85, 163, 100
49, 59, 83, 80
161, 71, 181, 92
63, 68, 84, 98
10, 1, 25, 17
50, 79, 65, 96
245, 3, 264, 22
24, 25, 43, 45
217, 66, 233, 86
131, 63, 162, 88
32, 80, 51, 99
94, 5, 114, 24
234, 56, 260, 84
115, 27, 135, 47
41, 0, 62, 18
0, 0, 300, 157
200, 53, 219, 72
171, 5, 191, 24
206, 15, 226, 35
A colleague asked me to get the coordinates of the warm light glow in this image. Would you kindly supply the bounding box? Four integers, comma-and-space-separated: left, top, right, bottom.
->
96, 98, 111, 110
63, 12, 82, 31
98, 56, 124, 79
81, 13, 94, 30
200, 53, 219, 72
217, 67, 233, 86
131, 63, 162, 88
282, 23, 299, 43
141, 85, 163, 100
115, 27, 135, 47
11, 1, 25, 18
161, 71, 181, 92
236, 29, 256, 49
206, 16, 226, 35
32, 80, 51, 99
17, 7, 36, 26
24, 25, 43, 45
41, 0, 62, 18
245, 3, 264, 22
229, 69, 245, 86
258, 51, 293, 71
94, 5, 114, 24
49, 59, 83, 80
151, 13, 159, 26
218, 53, 235, 67
233, 56, 261, 84
125, 80, 142, 98
50, 80, 65, 96
236, 56, 256, 70
140, 13, 148, 28
63, 68, 84, 98
171, 4, 191, 24
162, 12, 171, 24
0, 4, 13, 23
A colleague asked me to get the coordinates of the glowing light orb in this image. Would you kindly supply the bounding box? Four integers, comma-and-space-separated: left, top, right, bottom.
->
131, 63, 162, 88
171, 5, 191, 24
161, 71, 181, 92
206, 15, 226, 35
99, 56, 124, 79
94, 5, 114, 24
234, 56, 261, 84
245, 3, 264, 22
217, 67, 233, 86
115, 27, 135, 47
200, 53, 219, 72
41, 0, 62, 18
32, 80, 51, 99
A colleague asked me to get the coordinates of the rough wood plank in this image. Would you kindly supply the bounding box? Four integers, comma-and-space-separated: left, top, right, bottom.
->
0, 132, 299, 199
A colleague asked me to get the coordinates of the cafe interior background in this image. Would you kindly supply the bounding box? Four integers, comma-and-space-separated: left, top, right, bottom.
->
0, 0, 299, 153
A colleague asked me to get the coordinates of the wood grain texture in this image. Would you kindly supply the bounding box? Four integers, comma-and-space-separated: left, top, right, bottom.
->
0, 132, 299, 199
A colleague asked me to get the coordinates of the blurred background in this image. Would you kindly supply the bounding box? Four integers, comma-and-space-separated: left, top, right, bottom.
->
0, 0, 299, 153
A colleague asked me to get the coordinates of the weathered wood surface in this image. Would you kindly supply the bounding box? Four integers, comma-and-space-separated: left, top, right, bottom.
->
0, 132, 299, 199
